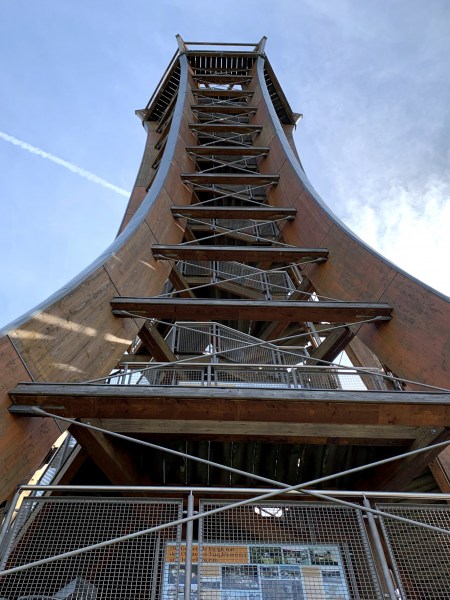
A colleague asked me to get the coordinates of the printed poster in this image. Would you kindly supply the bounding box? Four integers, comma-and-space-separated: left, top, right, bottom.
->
163, 543, 349, 599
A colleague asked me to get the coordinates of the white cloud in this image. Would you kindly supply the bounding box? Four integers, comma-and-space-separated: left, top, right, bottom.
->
345, 177, 450, 295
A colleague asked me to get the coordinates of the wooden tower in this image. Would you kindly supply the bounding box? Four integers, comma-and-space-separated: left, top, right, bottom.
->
1, 37, 450, 599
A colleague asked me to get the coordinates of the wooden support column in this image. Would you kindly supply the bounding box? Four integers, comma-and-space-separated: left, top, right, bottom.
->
138, 322, 176, 362
69, 425, 151, 491
168, 265, 196, 298
183, 224, 197, 243
346, 336, 384, 370
429, 446, 450, 494
53, 447, 88, 486
360, 428, 450, 491
307, 326, 355, 364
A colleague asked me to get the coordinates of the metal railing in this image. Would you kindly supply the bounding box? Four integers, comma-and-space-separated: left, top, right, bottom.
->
179, 260, 294, 298
107, 363, 389, 391
3, 486, 450, 600
164, 321, 306, 365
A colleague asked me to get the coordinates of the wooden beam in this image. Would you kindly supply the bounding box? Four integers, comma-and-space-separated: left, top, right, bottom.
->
86, 418, 417, 446
361, 428, 450, 491
53, 445, 88, 486
346, 335, 384, 370
191, 105, 258, 114
193, 89, 254, 98
138, 322, 176, 362
185, 146, 269, 156
111, 297, 392, 323
168, 265, 196, 299
429, 446, 450, 494
193, 74, 252, 83
181, 173, 278, 185
10, 384, 450, 428
189, 123, 262, 133
69, 425, 151, 490
171, 206, 296, 220
152, 245, 328, 262
183, 223, 197, 243
307, 327, 355, 364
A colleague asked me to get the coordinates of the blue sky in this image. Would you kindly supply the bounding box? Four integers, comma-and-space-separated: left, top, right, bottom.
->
1, 0, 449, 329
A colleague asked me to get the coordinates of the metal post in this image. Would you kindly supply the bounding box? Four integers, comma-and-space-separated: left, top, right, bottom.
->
184, 492, 195, 600
363, 497, 398, 600
291, 366, 299, 389
150, 533, 161, 600
262, 270, 271, 300
176, 34, 187, 53
256, 36, 267, 54
0, 489, 20, 567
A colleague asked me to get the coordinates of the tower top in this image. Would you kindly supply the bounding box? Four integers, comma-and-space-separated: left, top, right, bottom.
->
175, 34, 267, 53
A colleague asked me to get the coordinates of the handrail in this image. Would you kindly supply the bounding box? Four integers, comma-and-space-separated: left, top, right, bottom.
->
108, 363, 390, 392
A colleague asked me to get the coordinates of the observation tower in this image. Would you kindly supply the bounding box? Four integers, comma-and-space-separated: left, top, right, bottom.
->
0, 36, 449, 599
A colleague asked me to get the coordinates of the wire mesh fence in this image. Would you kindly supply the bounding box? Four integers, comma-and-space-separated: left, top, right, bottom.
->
0, 497, 182, 600
198, 501, 384, 599
3, 494, 450, 599
377, 503, 450, 599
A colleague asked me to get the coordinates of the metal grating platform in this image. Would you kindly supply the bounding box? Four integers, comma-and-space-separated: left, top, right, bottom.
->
198, 501, 383, 599
0, 497, 182, 600
377, 503, 450, 599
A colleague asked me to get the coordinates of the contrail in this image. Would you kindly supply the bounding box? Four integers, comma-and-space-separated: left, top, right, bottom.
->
0, 131, 130, 198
